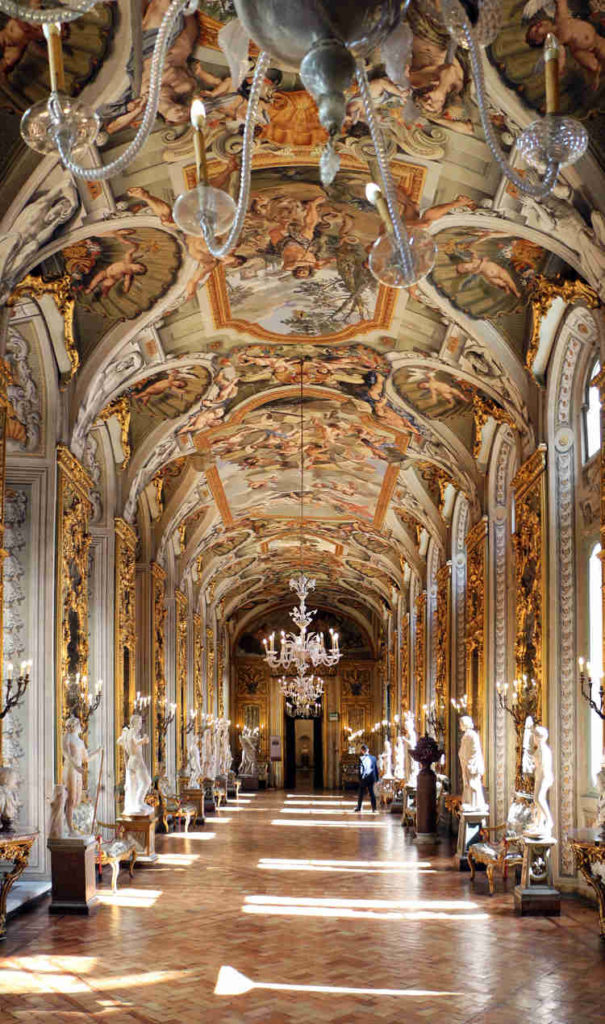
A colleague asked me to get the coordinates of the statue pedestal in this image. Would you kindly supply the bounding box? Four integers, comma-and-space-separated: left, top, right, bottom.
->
48, 835, 99, 916
118, 813, 158, 865
414, 767, 438, 845
240, 773, 259, 792
181, 788, 206, 825
456, 808, 488, 870
514, 836, 560, 916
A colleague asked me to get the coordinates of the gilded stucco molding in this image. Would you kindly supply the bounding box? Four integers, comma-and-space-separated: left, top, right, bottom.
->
114, 517, 137, 783
175, 589, 188, 773
527, 276, 599, 376
8, 273, 78, 385
465, 517, 488, 744
55, 444, 93, 778
151, 561, 167, 775
414, 591, 426, 729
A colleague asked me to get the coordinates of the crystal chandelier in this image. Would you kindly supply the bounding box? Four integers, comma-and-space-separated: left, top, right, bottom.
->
280, 665, 324, 719
9, 0, 588, 290
263, 359, 341, 676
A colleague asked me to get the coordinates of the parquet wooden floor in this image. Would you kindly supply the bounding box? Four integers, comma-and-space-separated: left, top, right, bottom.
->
0, 790, 603, 1023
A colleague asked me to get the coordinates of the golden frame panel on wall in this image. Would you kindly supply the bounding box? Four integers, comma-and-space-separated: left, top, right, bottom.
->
401, 612, 410, 714
193, 612, 203, 716
512, 445, 547, 726
114, 517, 137, 783
55, 444, 93, 780
414, 592, 426, 731
217, 632, 225, 718
151, 561, 167, 776
465, 518, 488, 746
0, 362, 10, 763
175, 589, 188, 774
435, 562, 451, 748
206, 626, 215, 713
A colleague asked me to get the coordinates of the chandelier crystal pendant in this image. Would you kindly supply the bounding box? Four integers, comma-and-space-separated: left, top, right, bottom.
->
279, 664, 324, 719
10, 0, 589, 288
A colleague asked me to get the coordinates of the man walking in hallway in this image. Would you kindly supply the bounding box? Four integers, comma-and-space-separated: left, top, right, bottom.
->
354, 744, 379, 812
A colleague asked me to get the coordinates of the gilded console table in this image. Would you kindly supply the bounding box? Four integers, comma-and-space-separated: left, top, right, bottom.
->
0, 829, 38, 939
568, 828, 605, 940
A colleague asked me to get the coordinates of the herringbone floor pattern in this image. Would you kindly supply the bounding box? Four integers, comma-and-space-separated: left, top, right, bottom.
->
0, 791, 603, 1023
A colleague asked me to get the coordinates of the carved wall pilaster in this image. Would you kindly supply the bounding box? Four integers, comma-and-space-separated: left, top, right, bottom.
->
435, 562, 451, 749
217, 631, 225, 718
0, 361, 10, 763
512, 447, 547, 722
414, 592, 426, 730
151, 561, 167, 775
465, 517, 488, 746
114, 517, 137, 782
206, 625, 215, 712
55, 444, 93, 778
400, 613, 410, 713
175, 589, 188, 773
193, 612, 203, 717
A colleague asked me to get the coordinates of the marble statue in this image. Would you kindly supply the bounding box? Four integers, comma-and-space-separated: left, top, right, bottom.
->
458, 715, 488, 811
528, 725, 554, 837
48, 784, 68, 839
118, 713, 153, 816
596, 761, 605, 834
395, 736, 405, 780
187, 733, 203, 788
522, 715, 535, 779
219, 721, 233, 775
62, 716, 101, 834
239, 728, 258, 776
402, 711, 418, 786
201, 722, 215, 779
382, 737, 393, 779
0, 765, 19, 830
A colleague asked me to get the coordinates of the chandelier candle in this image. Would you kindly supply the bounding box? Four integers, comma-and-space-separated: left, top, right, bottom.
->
42, 22, 64, 93
190, 100, 209, 186
544, 34, 560, 115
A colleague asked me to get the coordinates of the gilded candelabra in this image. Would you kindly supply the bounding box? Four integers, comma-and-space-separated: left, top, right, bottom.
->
496, 676, 539, 792
133, 692, 151, 716
64, 672, 102, 727
578, 658, 605, 720
1, 661, 32, 720
157, 696, 176, 769
185, 709, 198, 735
423, 698, 446, 743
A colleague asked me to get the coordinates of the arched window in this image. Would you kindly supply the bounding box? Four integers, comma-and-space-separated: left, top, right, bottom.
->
588, 542, 603, 786
583, 360, 601, 462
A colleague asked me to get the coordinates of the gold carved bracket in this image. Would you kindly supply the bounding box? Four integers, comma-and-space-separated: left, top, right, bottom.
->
9, 274, 79, 386
527, 276, 599, 380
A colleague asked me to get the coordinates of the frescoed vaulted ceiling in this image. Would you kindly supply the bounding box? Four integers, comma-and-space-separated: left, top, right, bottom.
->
2, 0, 603, 644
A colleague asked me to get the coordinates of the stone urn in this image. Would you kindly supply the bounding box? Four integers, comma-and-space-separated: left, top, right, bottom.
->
410, 735, 444, 842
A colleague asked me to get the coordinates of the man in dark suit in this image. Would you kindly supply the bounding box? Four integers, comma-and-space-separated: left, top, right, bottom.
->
354, 744, 379, 813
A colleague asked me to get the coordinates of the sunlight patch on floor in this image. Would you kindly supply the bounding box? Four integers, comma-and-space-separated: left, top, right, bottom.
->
215, 965, 462, 998
156, 853, 200, 866
271, 819, 386, 828
96, 887, 163, 908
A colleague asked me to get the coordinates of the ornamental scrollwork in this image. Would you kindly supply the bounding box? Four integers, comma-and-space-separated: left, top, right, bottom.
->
114, 517, 137, 780
414, 592, 426, 721
151, 562, 167, 775
56, 445, 93, 770
400, 613, 410, 713
512, 447, 547, 724
206, 626, 215, 710
98, 397, 131, 469
435, 563, 450, 737
8, 273, 78, 384
465, 519, 487, 729
526, 276, 599, 374
193, 613, 203, 715
175, 590, 188, 772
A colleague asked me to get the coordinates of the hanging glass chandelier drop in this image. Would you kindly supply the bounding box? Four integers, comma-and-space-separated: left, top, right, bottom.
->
11, 0, 589, 288
263, 359, 342, 690
280, 665, 324, 718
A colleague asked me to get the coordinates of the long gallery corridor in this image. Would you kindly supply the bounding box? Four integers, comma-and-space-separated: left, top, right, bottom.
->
0, 791, 603, 1024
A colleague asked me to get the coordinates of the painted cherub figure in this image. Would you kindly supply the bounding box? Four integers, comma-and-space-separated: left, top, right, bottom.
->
526, 0, 605, 90
84, 231, 147, 298
456, 255, 521, 298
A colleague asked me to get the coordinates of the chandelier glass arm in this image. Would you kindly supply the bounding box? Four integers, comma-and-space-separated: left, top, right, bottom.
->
0, 0, 104, 24
461, 20, 559, 198
54, 0, 195, 181
355, 60, 414, 280
200, 50, 270, 258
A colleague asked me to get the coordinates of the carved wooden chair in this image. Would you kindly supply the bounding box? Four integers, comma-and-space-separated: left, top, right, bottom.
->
156, 776, 196, 833
73, 799, 137, 893
467, 796, 533, 895
227, 770, 241, 801
402, 784, 416, 827
213, 776, 228, 810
